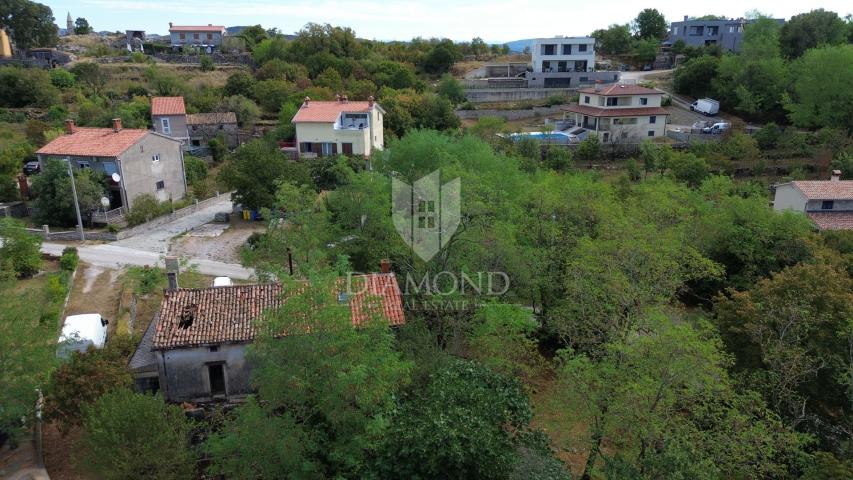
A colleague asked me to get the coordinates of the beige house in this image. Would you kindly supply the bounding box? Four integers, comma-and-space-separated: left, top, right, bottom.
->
291, 95, 384, 157
773, 170, 853, 230
36, 119, 186, 212
151, 96, 189, 144
563, 84, 669, 143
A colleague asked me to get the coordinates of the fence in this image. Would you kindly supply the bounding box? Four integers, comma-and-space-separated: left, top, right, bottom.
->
90, 206, 127, 225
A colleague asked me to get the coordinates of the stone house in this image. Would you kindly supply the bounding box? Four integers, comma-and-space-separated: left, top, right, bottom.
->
151, 96, 189, 144
774, 170, 853, 230
129, 270, 405, 402
187, 112, 239, 148
292, 95, 385, 158
168, 23, 226, 52
36, 119, 187, 211
562, 84, 669, 142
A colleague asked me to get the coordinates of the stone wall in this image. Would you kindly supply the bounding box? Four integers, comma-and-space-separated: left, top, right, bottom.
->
455, 105, 567, 121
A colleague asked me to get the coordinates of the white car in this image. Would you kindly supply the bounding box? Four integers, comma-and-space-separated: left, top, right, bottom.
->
702, 122, 730, 134
58, 314, 108, 357
213, 276, 233, 287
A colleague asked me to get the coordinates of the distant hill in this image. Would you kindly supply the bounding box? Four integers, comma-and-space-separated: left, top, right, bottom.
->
504, 39, 535, 53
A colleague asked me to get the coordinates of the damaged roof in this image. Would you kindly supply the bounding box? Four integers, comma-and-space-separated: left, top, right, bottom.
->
152, 273, 405, 349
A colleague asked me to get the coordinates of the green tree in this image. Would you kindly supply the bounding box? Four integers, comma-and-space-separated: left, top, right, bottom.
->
183, 155, 208, 184
421, 39, 462, 74
575, 134, 601, 167
0, 66, 60, 107
49, 68, 75, 88
780, 9, 848, 58
31, 159, 107, 227
673, 55, 719, 99
199, 54, 214, 71
237, 24, 268, 51
0, 0, 58, 51
223, 70, 256, 97
468, 304, 545, 379
667, 151, 709, 187
375, 359, 535, 479
0, 217, 42, 277
786, 45, 853, 131
634, 38, 659, 63
70, 62, 107, 96
633, 8, 668, 39
73, 17, 92, 35
218, 94, 260, 127
80, 390, 195, 480
252, 37, 290, 64
591, 24, 633, 54
436, 73, 465, 104
218, 139, 310, 210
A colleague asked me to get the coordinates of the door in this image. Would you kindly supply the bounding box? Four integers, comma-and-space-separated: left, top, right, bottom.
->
342, 143, 353, 155
208, 364, 226, 396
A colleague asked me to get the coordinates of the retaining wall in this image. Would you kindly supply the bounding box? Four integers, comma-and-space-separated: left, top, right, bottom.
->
455, 105, 566, 121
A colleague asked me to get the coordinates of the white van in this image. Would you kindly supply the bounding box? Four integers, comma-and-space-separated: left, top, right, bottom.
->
58, 314, 108, 357
691, 98, 720, 116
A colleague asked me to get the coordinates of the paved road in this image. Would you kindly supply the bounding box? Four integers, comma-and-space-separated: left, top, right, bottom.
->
113, 195, 234, 253
42, 242, 254, 280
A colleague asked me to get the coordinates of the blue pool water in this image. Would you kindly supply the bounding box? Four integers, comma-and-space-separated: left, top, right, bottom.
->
509, 132, 572, 143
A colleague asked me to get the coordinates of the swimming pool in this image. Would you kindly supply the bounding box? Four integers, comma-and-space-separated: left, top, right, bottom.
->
509, 131, 575, 144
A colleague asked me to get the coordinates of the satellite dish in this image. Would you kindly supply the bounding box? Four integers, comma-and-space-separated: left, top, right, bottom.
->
111, 173, 121, 183
100, 197, 110, 207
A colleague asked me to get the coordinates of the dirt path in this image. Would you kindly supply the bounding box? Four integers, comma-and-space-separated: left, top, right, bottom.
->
65, 263, 123, 335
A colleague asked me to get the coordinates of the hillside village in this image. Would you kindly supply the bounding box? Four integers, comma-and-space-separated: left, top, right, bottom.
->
2, 1, 853, 479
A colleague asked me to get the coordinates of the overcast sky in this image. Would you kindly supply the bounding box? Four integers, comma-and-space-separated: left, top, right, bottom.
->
47, 0, 852, 41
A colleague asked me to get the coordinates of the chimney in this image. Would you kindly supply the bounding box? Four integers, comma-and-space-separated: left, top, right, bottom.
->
831, 170, 841, 182
380, 258, 391, 274
169, 22, 173, 28
368, 95, 374, 108
208, 23, 212, 26
165, 256, 179, 290
111, 118, 122, 132
302, 96, 310, 107
594, 79, 602, 92
64, 119, 76, 134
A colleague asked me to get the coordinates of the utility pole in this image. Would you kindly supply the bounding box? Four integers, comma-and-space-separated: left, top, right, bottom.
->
65, 158, 85, 241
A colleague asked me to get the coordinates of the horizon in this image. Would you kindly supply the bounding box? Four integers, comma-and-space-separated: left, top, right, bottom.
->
46, 0, 853, 42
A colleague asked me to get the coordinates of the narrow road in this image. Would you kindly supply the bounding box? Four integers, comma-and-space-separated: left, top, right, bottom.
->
41, 242, 255, 280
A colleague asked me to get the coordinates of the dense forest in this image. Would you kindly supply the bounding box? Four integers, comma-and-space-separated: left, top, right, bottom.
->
1, 2, 853, 478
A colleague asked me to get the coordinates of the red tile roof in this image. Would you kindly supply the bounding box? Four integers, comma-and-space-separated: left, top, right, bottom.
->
36, 127, 149, 157
793, 181, 853, 200
563, 104, 670, 117
292, 100, 374, 123
169, 25, 225, 33
577, 84, 662, 96
152, 273, 405, 349
807, 212, 853, 230
151, 96, 186, 116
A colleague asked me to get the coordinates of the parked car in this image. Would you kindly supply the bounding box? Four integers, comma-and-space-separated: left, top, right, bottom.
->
57, 314, 108, 358
690, 98, 720, 116
702, 122, 730, 134
23, 161, 40, 175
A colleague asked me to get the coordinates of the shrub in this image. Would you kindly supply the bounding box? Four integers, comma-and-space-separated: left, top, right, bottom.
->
183, 155, 208, 184
49, 69, 76, 89
59, 247, 79, 272
199, 55, 215, 72
0, 67, 60, 108
129, 51, 147, 63
545, 94, 568, 107
125, 265, 164, 295
125, 194, 169, 226
0, 218, 42, 278
754, 122, 782, 149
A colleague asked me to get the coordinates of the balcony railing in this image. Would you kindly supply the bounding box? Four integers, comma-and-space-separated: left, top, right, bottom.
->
90, 206, 127, 224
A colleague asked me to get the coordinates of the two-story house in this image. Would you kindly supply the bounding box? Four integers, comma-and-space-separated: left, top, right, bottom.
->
151, 96, 189, 144
36, 119, 187, 212
773, 171, 853, 230
291, 95, 384, 158
665, 16, 785, 53
129, 266, 405, 402
168, 23, 226, 52
562, 84, 669, 142
525, 36, 619, 88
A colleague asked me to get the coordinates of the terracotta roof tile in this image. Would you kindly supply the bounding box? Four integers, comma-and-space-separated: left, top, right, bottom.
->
169, 25, 225, 33
152, 273, 405, 349
793, 181, 853, 200
563, 104, 670, 117
151, 96, 186, 116
186, 112, 237, 125
292, 100, 375, 123
807, 211, 853, 230
36, 127, 149, 157
577, 84, 662, 96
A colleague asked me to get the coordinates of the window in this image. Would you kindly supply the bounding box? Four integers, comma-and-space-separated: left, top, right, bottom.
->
578, 44, 588, 52
207, 364, 226, 396
648, 131, 655, 137
649, 115, 656, 124
673, 26, 679, 35
151, 154, 160, 162
179, 33, 185, 40
541, 61, 551, 72
606, 97, 618, 106
639, 97, 648, 105
561, 44, 572, 55
209, 345, 219, 352
321, 142, 334, 156
191, 140, 201, 147
155, 180, 165, 190
160, 117, 171, 135
613, 118, 637, 125
584, 96, 590, 104
300, 142, 313, 153
207, 33, 212, 40
193, 33, 199, 40
822, 200, 834, 210
77, 161, 90, 169
729, 26, 735, 33
342, 143, 353, 155
103, 162, 117, 175
542, 44, 556, 55
580, 76, 589, 83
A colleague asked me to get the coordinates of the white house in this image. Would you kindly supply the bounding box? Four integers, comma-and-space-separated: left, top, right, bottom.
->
773, 170, 853, 230
525, 36, 618, 88
562, 84, 669, 142
291, 95, 384, 157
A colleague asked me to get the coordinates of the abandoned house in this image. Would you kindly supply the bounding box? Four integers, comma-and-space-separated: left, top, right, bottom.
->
187, 112, 239, 149
129, 269, 405, 403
